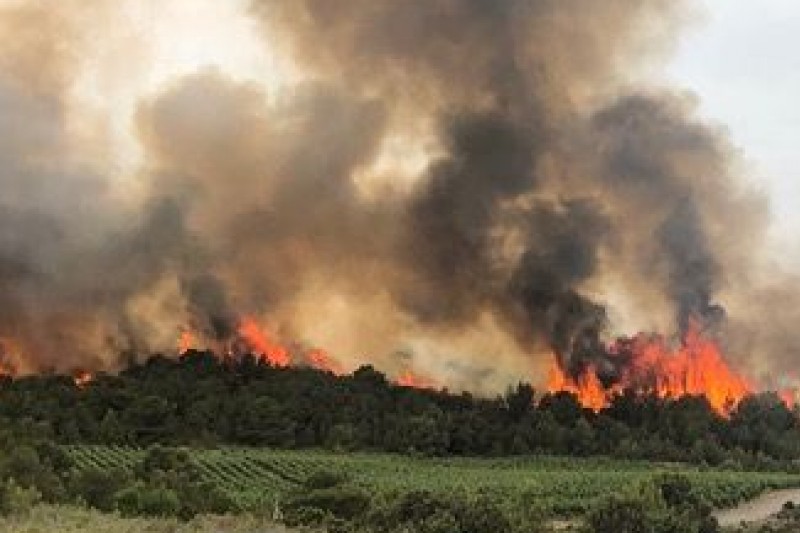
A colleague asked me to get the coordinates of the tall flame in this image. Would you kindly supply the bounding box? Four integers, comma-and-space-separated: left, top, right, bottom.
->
547, 362, 619, 411
236, 317, 290, 367
547, 323, 753, 414
175, 318, 441, 390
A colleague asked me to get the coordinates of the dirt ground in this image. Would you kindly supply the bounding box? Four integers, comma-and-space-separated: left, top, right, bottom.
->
713, 488, 800, 528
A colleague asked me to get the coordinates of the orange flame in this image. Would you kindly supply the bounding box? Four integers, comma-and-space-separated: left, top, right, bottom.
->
547, 362, 619, 411
779, 387, 799, 408
236, 317, 290, 367
307, 349, 345, 375
396, 370, 438, 390
178, 330, 194, 354
547, 323, 753, 415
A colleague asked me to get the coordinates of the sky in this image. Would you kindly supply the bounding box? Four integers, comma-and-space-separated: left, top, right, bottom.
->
667, 0, 800, 255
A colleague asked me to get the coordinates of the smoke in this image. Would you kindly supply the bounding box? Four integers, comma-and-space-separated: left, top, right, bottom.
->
0, 0, 790, 391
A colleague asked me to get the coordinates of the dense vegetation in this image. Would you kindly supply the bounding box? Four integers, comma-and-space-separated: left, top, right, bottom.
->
64, 446, 800, 516
2, 436, 798, 532
1, 351, 799, 466
0, 352, 799, 531
0, 414, 797, 531
0, 427, 237, 520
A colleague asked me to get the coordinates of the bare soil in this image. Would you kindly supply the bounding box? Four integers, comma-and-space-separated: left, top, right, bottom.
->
713, 488, 800, 527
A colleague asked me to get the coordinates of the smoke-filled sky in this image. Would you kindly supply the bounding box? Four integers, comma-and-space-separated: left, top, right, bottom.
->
0, 0, 798, 392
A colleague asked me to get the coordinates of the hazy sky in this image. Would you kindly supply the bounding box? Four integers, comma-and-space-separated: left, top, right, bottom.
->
667, 0, 800, 249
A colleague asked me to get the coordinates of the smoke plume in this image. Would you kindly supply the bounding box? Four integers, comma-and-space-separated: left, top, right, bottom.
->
0, 0, 793, 392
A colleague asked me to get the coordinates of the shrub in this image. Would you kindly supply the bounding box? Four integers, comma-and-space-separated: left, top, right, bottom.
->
69, 467, 131, 511
5, 479, 40, 515
304, 469, 349, 490
654, 474, 699, 510
586, 495, 654, 533
587, 481, 720, 533
115, 483, 180, 518
458, 496, 511, 533
286, 485, 371, 521
420, 509, 460, 533
283, 505, 330, 527
177, 480, 238, 520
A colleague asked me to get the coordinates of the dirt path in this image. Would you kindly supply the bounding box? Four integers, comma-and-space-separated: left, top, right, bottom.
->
713, 488, 800, 527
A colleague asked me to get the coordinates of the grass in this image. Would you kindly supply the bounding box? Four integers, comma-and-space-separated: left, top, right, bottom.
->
0, 504, 293, 533
63, 445, 800, 517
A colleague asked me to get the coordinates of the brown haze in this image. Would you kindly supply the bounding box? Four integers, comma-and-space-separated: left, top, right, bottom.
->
0, 0, 795, 393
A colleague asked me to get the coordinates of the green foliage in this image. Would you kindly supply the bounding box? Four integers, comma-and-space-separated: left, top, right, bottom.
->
586, 475, 720, 533
304, 469, 350, 490
115, 483, 181, 518
69, 467, 132, 511
63, 445, 800, 520
0, 479, 40, 517
0, 354, 797, 467
587, 494, 655, 533
287, 485, 371, 521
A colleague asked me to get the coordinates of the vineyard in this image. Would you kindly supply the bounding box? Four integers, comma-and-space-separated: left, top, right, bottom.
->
63, 446, 800, 517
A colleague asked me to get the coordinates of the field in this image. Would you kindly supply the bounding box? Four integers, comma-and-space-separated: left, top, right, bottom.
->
63, 445, 800, 517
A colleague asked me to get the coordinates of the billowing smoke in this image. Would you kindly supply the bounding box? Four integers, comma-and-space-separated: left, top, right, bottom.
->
0, 0, 792, 391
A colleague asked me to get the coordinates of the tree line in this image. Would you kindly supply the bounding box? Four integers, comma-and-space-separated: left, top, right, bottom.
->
0, 350, 798, 467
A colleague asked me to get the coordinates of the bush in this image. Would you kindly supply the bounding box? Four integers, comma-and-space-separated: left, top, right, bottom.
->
654, 474, 699, 510
138, 445, 200, 482
5, 479, 40, 515
304, 469, 349, 490
586, 495, 654, 533
177, 480, 238, 520
115, 483, 181, 518
0, 479, 39, 517
458, 496, 511, 533
283, 505, 330, 527
362, 491, 518, 533
286, 485, 371, 521
420, 509, 460, 533
0, 445, 67, 503
586, 480, 720, 533
69, 467, 131, 511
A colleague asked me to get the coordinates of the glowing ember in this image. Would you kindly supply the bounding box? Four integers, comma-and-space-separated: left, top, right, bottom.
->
73, 371, 93, 388
780, 388, 799, 408
547, 323, 753, 415
236, 317, 290, 367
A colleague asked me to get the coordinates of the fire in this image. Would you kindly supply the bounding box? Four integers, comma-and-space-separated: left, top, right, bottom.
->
73, 371, 93, 388
396, 370, 438, 390
547, 323, 753, 415
237, 317, 290, 367
178, 330, 194, 354
548, 362, 620, 411
177, 317, 345, 372
307, 349, 345, 375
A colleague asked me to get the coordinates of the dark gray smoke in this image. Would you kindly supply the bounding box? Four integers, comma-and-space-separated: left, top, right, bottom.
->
0, 0, 790, 391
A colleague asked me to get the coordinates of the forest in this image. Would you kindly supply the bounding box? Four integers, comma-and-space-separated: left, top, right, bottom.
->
1, 350, 798, 467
